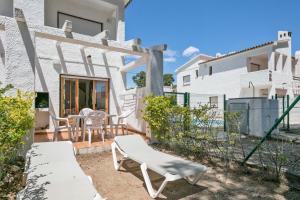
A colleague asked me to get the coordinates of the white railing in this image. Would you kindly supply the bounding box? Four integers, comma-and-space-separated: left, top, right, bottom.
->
292, 80, 300, 95
240, 69, 271, 88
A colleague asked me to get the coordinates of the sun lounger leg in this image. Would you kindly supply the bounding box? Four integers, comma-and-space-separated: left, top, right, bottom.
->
140, 163, 169, 199
185, 172, 203, 185
111, 142, 128, 171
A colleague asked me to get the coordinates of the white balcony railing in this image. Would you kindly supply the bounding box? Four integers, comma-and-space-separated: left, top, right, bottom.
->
240, 69, 272, 88
240, 69, 292, 89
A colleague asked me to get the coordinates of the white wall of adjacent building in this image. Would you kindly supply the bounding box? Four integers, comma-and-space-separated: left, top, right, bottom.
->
176, 31, 299, 100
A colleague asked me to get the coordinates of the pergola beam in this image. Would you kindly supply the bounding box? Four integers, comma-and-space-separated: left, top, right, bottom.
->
33, 25, 148, 56
120, 56, 148, 72
94, 30, 110, 40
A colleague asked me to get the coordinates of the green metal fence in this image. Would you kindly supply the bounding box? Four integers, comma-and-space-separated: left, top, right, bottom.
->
163, 92, 226, 130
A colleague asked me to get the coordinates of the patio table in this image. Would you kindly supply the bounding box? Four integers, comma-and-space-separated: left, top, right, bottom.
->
68, 113, 116, 142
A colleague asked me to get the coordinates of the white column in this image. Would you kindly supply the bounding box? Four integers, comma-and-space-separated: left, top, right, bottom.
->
145, 45, 167, 139
268, 51, 275, 71
145, 45, 167, 96
116, 3, 125, 42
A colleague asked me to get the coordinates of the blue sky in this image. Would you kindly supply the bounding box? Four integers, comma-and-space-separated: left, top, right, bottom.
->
125, 0, 300, 87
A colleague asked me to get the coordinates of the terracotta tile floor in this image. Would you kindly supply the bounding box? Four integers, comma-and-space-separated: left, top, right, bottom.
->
35, 128, 147, 151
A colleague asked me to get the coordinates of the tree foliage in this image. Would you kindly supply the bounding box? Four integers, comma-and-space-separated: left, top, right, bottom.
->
132, 71, 175, 87
163, 73, 174, 86
132, 71, 146, 88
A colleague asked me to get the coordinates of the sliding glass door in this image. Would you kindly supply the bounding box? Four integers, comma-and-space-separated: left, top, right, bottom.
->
63, 78, 76, 116
60, 75, 109, 117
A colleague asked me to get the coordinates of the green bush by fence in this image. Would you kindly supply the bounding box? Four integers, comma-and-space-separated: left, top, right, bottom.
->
142, 95, 299, 182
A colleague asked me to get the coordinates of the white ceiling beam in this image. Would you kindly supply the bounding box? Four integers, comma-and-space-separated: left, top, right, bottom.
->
120, 56, 148, 72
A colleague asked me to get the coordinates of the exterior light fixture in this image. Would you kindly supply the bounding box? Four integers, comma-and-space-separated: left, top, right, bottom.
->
87, 55, 92, 63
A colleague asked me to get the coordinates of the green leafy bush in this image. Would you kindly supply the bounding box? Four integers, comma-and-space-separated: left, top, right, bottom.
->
143, 95, 172, 140
0, 83, 34, 179
143, 95, 218, 159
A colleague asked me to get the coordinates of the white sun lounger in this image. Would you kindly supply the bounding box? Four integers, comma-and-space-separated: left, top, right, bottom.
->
17, 141, 104, 200
111, 135, 207, 198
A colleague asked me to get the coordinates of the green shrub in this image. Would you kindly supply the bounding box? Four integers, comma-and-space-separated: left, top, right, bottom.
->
143, 95, 172, 140
0, 83, 34, 179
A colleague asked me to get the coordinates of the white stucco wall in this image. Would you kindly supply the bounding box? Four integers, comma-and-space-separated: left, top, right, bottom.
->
35, 37, 126, 130
0, 16, 36, 153
14, 0, 44, 25
2, 17, 35, 93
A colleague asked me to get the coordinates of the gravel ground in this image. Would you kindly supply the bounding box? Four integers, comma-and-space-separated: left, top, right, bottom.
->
77, 152, 300, 200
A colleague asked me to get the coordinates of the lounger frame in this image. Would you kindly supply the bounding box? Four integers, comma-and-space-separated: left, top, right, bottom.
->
111, 142, 204, 198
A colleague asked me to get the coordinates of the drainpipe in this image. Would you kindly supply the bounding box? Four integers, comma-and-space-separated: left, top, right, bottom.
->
248, 81, 255, 97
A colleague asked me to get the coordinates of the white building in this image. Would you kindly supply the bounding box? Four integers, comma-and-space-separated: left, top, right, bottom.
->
0, 0, 166, 138
176, 31, 300, 100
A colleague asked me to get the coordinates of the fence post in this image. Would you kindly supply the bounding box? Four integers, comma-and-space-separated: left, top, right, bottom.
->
287, 95, 290, 131
223, 94, 227, 132
184, 92, 188, 107
183, 92, 190, 107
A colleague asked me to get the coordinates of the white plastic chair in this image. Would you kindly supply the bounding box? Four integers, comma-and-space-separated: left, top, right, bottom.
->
50, 113, 74, 141
111, 109, 134, 135
79, 108, 94, 116
83, 111, 106, 145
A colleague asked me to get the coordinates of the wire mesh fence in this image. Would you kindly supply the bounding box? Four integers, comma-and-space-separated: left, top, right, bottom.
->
276, 95, 300, 133
160, 92, 300, 180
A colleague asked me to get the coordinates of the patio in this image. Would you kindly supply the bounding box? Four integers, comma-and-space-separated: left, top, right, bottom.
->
77, 151, 300, 200
34, 127, 148, 154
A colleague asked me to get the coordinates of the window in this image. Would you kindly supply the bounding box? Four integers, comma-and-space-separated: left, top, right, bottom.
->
209, 96, 218, 108
60, 75, 109, 117
183, 75, 191, 86
57, 12, 103, 36
209, 66, 212, 75
195, 69, 199, 78
35, 92, 49, 108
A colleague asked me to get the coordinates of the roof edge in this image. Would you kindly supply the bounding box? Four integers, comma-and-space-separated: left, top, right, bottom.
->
175, 54, 214, 73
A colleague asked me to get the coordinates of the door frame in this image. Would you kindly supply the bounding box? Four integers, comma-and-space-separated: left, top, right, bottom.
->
59, 74, 110, 117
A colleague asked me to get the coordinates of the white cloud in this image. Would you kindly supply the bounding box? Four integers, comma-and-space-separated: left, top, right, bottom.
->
164, 49, 177, 57
182, 46, 200, 57
164, 57, 176, 62
164, 48, 177, 62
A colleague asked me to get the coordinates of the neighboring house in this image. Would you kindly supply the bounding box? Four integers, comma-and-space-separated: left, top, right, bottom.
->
0, 0, 166, 137
176, 31, 300, 102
